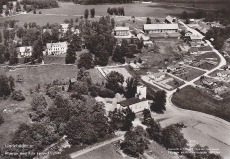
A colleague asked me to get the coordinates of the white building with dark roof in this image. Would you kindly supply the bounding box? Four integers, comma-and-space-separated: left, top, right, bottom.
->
117, 85, 149, 113
114, 27, 130, 36
143, 24, 179, 33
45, 42, 68, 56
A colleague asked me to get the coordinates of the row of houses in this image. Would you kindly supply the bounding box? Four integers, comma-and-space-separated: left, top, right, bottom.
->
17, 41, 68, 57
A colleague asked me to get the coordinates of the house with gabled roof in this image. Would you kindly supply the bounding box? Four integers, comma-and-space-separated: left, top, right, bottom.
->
165, 15, 176, 24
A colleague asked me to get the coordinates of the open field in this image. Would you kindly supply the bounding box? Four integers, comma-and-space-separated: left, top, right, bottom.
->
73, 142, 129, 159
1, 2, 201, 26
172, 85, 230, 122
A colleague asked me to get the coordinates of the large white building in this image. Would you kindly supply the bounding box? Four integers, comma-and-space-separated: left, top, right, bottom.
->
17, 46, 32, 57
117, 85, 149, 113
114, 27, 130, 36
143, 24, 179, 33
45, 42, 68, 56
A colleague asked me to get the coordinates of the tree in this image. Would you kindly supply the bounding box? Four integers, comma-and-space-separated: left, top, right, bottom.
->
24, 22, 28, 29
33, 9, 36, 14
90, 8, 95, 18
5, 8, 9, 16
146, 17, 151, 24
0, 75, 11, 97
23, 4, 27, 11
146, 118, 162, 143
105, 71, 124, 93
111, 18, 115, 28
181, 11, 188, 19
65, 42, 76, 64
0, 32, 2, 43
112, 45, 125, 63
150, 90, 166, 113
121, 126, 150, 157
75, 17, 79, 23
16, 2, 21, 12
84, 9, 89, 19
30, 93, 47, 121
11, 90, 25, 101
0, 114, 4, 126
125, 77, 139, 98
77, 53, 94, 70
32, 39, 43, 63
162, 124, 188, 153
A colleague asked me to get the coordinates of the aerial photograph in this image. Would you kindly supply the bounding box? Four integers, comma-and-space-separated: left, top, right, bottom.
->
0, 0, 230, 158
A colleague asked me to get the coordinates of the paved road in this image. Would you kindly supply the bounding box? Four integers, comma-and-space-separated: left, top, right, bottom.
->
151, 24, 230, 158
70, 136, 124, 159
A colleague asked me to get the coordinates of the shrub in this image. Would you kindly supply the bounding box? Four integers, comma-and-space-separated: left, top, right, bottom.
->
46, 86, 61, 98
99, 88, 115, 98
0, 114, 4, 126
11, 90, 25, 101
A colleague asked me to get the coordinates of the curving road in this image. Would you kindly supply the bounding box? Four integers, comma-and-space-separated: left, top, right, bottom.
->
151, 23, 230, 158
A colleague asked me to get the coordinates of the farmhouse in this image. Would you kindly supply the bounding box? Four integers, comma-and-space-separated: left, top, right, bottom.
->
114, 27, 130, 36
143, 24, 179, 33
190, 35, 204, 42
17, 46, 32, 57
45, 42, 68, 56
165, 15, 176, 24
117, 85, 149, 113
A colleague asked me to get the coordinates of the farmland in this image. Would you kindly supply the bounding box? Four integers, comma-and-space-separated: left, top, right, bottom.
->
172, 85, 230, 122
0, 2, 201, 26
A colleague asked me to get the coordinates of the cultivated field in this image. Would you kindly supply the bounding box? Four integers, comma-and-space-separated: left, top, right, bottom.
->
172, 85, 230, 122
1, 2, 201, 26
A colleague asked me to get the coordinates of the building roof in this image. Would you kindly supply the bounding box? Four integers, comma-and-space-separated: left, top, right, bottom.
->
198, 46, 212, 52
46, 42, 68, 49
115, 27, 129, 31
190, 35, 204, 40
152, 72, 165, 78
137, 34, 150, 41
190, 47, 198, 53
61, 23, 69, 28
144, 24, 179, 30
118, 98, 147, 107
165, 15, 174, 23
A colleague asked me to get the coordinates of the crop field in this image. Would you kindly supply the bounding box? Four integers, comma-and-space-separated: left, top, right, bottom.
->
1, 2, 201, 26
172, 85, 230, 122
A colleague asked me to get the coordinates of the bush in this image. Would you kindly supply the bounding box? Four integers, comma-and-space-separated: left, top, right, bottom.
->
39, 11, 41, 14
11, 90, 25, 101
0, 114, 4, 126
46, 86, 61, 98
99, 88, 115, 98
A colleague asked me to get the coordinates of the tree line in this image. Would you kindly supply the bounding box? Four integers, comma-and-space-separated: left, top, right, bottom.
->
20, 0, 59, 9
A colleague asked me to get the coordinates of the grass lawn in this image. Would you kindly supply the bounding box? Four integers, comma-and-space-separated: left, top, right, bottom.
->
50, 134, 116, 159
172, 85, 230, 122
0, 64, 104, 147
